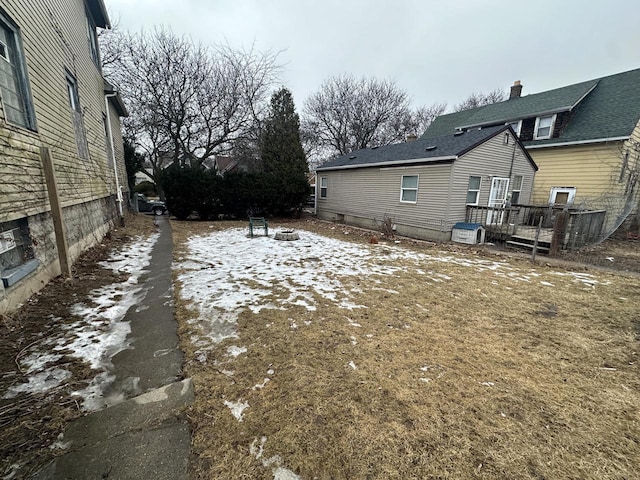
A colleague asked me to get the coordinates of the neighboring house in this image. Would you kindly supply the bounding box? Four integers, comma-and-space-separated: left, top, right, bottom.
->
0, 0, 128, 313
213, 154, 261, 174
315, 125, 537, 242
422, 69, 640, 224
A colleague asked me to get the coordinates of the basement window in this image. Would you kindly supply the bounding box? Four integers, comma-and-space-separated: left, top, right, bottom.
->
400, 175, 419, 203
0, 218, 38, 288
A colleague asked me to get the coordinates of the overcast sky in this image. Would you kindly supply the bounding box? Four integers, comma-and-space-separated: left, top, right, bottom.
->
106, 0, 639, 112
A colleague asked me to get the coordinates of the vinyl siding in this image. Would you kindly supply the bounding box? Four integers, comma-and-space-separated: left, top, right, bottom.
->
0, 0, 123, 223
528, 142, 624, 205
316, 130, 536, 237
317, 162, 454, 233
451, 130, 535, 222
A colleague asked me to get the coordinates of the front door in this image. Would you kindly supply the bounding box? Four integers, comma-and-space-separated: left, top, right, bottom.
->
487, 177, 510, 224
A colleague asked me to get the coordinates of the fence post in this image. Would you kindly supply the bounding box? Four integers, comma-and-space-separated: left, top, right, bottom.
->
40, 147, 72, 277
550, 211, 568, 256
532, 216, 543, 262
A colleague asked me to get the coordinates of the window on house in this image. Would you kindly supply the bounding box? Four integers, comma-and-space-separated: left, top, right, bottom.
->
66, 72, 89, 159
103, 113, 113, 166
320, 177, 328, 198
0, 14, 35, 130
466, 176, 481, 205
0, 218, 37, 288
507, 120, 522, 137
400, 175, 419, 203
534, 114, 555, 140
549, 187, 576, 205
511, 175, 523, 204
86, 12, 100, 67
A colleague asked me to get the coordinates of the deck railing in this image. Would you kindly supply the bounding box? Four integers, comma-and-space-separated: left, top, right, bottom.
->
465, 204, 606, 251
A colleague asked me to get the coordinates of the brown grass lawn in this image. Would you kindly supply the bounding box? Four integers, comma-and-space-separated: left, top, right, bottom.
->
171, 219, 640, 480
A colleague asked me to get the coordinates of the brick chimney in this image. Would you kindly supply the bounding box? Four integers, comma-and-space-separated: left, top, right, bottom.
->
510, 80, 523, 100
406, 133, 418, 142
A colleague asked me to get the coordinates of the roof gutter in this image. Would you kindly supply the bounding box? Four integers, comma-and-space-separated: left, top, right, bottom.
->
315, 155, 457, 172
458, 106, 573, 131
525, 136, 630, 149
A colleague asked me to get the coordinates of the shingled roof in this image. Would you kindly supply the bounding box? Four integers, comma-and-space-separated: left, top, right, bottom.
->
317, 125, 536, 171
422, 68, 640, 146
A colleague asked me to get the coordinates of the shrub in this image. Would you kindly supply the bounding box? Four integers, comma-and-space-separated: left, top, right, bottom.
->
133, 180, 157, 197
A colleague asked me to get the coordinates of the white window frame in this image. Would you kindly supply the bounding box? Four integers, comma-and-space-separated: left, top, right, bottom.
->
534, 114, 556, 140
507, 120, 522, 137
549, 186, 576, 205
400, 174, 419, 204
0, 13, 36, 130
511, 175, 523, 205
466, 175, 481, 205
319, 176, 328, 198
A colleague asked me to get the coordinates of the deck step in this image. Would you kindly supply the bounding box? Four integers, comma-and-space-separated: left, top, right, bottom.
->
506, 240, 550, 252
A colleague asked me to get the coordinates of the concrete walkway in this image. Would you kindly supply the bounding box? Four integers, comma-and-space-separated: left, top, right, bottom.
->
35, 216, 192, 480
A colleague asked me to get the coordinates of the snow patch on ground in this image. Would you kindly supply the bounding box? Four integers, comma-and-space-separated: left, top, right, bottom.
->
2, 234, 158, 408
250, 436, 301, 480
224, 399, 250, 421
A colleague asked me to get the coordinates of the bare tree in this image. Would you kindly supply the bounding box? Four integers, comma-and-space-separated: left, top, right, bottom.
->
453, 88, 506, 112
302, 75, 415, 157
413, 102, 447, 136
100, 28, 280, 191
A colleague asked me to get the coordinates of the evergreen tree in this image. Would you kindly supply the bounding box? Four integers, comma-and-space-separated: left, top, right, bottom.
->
260, 87, 310, 216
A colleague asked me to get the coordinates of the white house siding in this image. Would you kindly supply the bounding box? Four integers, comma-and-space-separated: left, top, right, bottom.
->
0, 0, 126, 313
316, 162, 455, 241
450, 130, 536, 221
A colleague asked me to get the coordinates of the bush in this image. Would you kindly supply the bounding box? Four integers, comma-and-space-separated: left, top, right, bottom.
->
160, 164, 311, 221
133, 180, 157, 197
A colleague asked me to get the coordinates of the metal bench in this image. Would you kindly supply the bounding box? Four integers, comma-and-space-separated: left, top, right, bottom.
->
249, 217, 268, 237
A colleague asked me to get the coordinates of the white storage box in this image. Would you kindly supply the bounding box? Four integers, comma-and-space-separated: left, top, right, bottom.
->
451, 222, 485, 245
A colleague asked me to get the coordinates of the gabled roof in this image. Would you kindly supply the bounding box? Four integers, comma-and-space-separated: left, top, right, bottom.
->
317, 125, 537, 171
422, 68, 640, 146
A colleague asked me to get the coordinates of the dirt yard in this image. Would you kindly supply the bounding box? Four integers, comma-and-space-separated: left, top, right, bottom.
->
173, 219, 640, 480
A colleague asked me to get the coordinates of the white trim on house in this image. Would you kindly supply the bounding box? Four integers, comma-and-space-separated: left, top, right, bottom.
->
458, 107, 570, 131
400, 174, 419, 204
533, 114, 556, 140
525, 136, 631, 149
319, 176, 328, 198
506, 120, 522, 137
549, 186, 576, 205
316, 155, 457, 172
465, 175, 481, 205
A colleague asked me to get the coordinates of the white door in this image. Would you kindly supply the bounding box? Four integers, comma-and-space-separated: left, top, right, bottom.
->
487, 177, 510, 224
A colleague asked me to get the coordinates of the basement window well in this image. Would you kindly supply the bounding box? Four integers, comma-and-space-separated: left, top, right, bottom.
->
0, 218, 39, 289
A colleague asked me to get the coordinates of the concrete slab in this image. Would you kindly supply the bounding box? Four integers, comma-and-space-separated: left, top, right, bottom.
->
33, 216, 192, 480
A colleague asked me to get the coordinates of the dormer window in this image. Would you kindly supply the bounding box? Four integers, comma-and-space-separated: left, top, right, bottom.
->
507, 120, 522, 137
534, 114, 556, 140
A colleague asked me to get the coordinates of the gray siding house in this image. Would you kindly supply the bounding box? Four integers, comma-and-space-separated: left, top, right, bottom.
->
0, 0, 128, 312
315, 125, 537, 241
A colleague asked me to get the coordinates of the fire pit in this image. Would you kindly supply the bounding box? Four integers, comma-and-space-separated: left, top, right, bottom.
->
274, 229, 300, 241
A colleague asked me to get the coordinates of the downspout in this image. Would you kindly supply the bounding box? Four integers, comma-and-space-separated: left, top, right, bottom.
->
104, 92, 124, 226
314, 171, 318, 214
